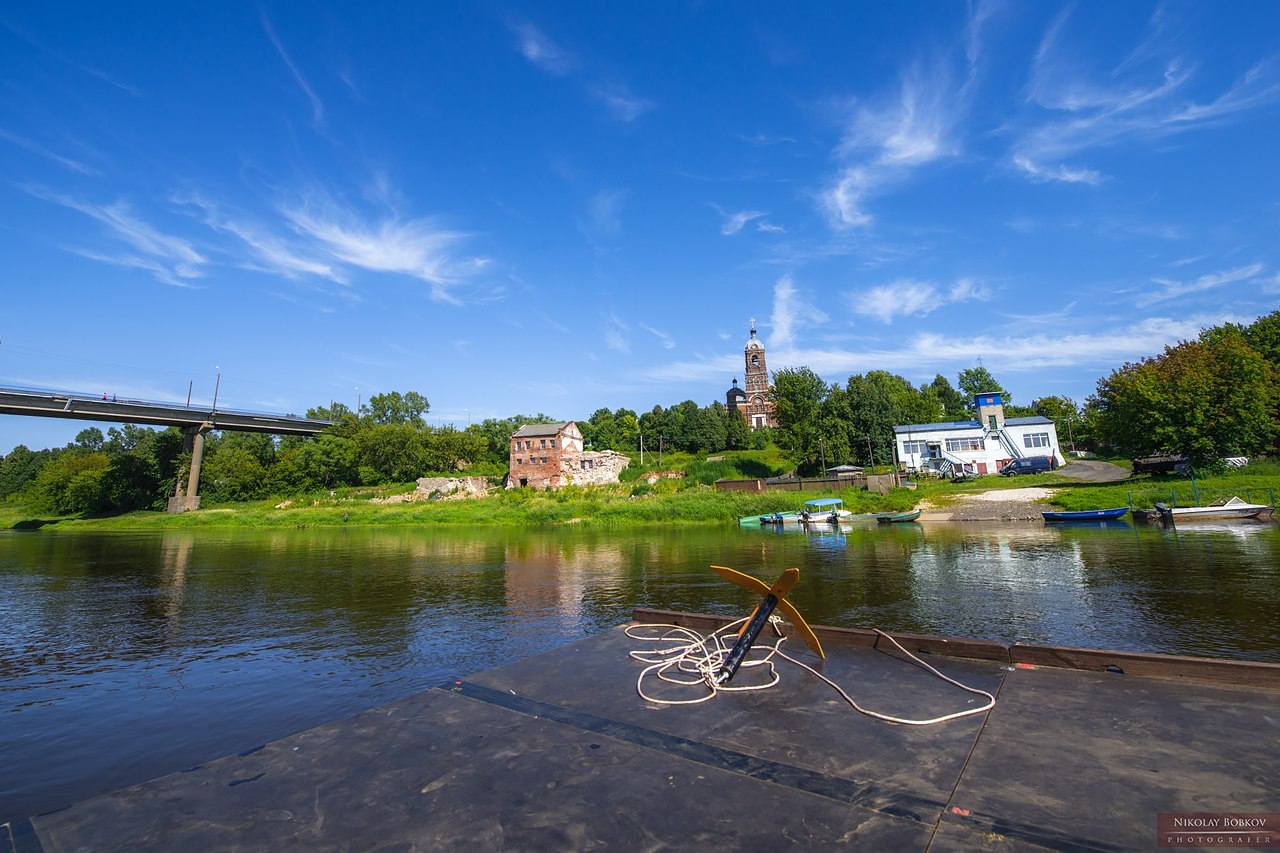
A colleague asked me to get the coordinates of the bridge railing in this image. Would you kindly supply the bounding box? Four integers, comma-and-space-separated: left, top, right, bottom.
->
0, 384, 328, 425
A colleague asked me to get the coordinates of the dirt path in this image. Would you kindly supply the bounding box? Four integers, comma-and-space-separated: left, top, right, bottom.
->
914, 462, 1130, 522
916, 486, 1057, 522
1054, 459, 1130, 483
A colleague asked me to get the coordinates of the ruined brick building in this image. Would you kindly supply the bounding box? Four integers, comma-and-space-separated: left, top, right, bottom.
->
507, 422, 629, 489
725, 320, 777, 429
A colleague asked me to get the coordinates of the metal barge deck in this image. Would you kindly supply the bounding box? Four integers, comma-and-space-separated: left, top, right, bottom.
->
5, 608, 1278, 851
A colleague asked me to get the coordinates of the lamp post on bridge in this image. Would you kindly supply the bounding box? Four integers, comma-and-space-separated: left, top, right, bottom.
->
211, 366, 221, 413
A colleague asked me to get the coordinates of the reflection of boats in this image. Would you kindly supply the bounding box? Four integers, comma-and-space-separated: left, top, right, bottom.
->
1155, 496, 1274, 524
1041, 507, 1130, 523
878, 509, 922, 523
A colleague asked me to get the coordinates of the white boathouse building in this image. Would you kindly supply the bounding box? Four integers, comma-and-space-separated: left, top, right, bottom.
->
894, 393, 1065, 477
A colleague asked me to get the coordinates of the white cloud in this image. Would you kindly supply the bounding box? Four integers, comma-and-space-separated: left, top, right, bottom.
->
261, 12, 324, 125
588, 84, 655, 122
769, 276, 828, 349
1013, 155, 1102, 186
716, 207, 765, 236
25, 185, 205, 284
175, 194, 343, 283
1013, 11, 1280, 184
283, 198, 481, 303
0, 128, 98, 175
510, 22, 575, 75
852, 277, 991, 324
638, 313, 1251, 385
640, 323, 676, 349
756, 221, 786, 234
1262, 273, 1280, 295
583, 189, 625, 242
1146, 263, 1266, 304
604, 311, 629, 353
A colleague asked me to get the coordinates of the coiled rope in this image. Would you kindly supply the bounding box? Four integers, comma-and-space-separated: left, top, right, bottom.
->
625, 618, 996, 725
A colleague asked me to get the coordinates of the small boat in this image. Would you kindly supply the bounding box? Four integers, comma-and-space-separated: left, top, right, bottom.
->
1155, 496, 1274, 524
1041, 507, 1130, 523
738, 498, 852, 527
877, 509, 922, 523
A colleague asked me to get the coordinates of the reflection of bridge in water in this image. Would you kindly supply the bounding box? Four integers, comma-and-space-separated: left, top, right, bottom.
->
0, 385, 332, 512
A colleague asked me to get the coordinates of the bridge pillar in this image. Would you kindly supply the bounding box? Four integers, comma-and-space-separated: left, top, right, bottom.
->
168, 424, 212, 513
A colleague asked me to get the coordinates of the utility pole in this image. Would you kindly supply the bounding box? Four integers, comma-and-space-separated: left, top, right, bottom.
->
819, 437, 826, 473
640, 432, 644, 464
866, 436, 874, 472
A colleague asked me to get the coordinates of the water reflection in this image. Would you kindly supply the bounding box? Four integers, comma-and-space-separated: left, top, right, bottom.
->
1, 520, 1277, 822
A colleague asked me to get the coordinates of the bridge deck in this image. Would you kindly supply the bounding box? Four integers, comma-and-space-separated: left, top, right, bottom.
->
0, 388, 331, 435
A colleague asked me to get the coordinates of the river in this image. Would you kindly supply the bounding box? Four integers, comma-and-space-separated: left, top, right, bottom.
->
2, 520, 1278, 822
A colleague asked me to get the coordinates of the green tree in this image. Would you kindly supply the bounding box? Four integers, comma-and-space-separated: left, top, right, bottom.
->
771, 367, 829, 464
957, 366, 1011, 408
203, 447, 268, 502
1093, 328, 1278, 466
927, 374, 969, 421
686, 403, 728, 454
724, 405, 750, 451
364, 390, 430, 426
0, 445, 50, 499
294, 433, 358, 488
28, 452, 111, 515
75, 428, 104, 451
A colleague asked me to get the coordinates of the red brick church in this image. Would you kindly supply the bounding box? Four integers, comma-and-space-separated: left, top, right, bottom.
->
725, 320, 777, 429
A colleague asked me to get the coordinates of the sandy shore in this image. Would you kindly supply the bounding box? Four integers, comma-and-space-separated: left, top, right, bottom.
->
916, 486, 1056, 522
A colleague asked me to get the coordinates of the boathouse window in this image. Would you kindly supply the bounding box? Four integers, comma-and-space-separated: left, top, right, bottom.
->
902, 440, 928, 456
1024, 432, 1051, 449
945, 438, 985, 452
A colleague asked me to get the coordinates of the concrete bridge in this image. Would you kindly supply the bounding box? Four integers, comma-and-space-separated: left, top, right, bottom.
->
0, 386, 333, 513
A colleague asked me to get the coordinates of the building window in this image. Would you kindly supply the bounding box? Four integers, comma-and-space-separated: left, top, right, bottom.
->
1024, 432, 1051, 449
516, 458, 523, 465
540, 457, 548, 463
902, 440, 928, 456
587, 459, 594, 469
549, 439, 556, 448
945, 438, 985, 452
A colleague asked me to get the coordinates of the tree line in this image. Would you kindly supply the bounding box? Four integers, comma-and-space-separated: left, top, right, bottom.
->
3, 310, 1276, 514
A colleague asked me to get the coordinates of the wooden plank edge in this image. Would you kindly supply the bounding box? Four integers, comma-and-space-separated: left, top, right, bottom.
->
630, 609, 1280, 690
1009, 643, 1280, 690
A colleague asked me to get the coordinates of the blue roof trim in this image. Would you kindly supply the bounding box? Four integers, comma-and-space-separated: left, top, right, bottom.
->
893, 420, 980, 433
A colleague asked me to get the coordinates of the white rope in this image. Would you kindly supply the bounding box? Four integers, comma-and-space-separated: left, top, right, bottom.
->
625, 620, 996, 725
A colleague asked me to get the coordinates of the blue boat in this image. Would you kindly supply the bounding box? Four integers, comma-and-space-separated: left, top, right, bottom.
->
1041, 507, 1130, 522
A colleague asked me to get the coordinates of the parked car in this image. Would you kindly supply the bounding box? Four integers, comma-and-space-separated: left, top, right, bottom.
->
1000, 456, 1055, 476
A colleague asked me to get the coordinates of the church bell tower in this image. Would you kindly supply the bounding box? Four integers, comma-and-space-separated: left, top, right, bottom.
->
741, 319, 776, 429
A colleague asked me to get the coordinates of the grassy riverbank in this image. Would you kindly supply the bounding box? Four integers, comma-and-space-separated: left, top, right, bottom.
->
0, 481, 920, 531
3, 459, 1275, 531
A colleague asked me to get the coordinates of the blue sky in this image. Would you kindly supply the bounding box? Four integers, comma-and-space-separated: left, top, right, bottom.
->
3, 1, 1279, 453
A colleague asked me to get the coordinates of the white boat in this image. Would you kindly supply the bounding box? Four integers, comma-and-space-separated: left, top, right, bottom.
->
1155, 495, 1275, 523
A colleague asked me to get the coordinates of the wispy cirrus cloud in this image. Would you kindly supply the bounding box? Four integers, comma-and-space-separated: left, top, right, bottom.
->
1144, 262, 1266, 304
820, 3, 994, 228
261, 11, 324, 125
174, 193, 344, 283
851, 277, 992, 324
638, 313, 1249, 385
1012, 8, 1280, 183
769, 276, 829, 349
24, 185, 205, 285
0, 128, 99, 175
509, 21, 575, 76
283, 197, 485, 304
714, 206, 765, 236
640, 323, 675, 349
587, 84, 655, 122
604, 311, 630, 353
508, 20, 654, 122
580, 189, 626, 244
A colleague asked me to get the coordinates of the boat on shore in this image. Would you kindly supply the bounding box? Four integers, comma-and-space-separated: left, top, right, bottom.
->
878, 509, 922, 523
1041, 507, 1130, 523
1154, 495, 1274, 524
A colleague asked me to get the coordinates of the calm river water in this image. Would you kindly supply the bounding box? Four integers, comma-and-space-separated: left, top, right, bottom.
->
3, 520, 1279, 821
